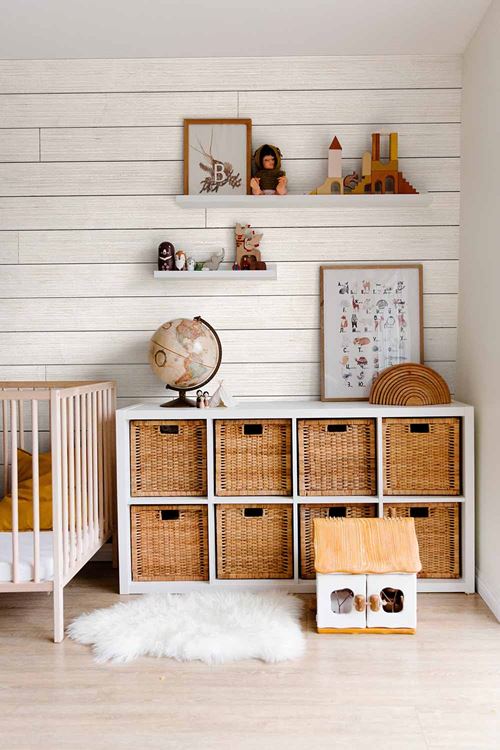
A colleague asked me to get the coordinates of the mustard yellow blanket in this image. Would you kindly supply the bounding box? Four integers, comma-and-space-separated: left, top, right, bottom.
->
0, 449, 52, 531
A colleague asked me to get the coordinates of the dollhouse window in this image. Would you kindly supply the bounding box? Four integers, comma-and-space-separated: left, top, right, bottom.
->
330, 588, 354, 614
364, 183, 371, 193
374, 180, 382, 193
380, 587, 404, 613
385, 176, 395, 193
331, 181, 341, 194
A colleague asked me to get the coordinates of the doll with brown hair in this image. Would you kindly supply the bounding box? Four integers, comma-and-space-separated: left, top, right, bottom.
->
250, 144, 287, 195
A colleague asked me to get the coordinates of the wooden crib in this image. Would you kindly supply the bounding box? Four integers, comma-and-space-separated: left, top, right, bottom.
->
0, 381, 116, 642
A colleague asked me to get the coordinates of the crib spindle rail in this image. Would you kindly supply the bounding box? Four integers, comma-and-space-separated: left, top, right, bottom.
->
0, 381, 116, 642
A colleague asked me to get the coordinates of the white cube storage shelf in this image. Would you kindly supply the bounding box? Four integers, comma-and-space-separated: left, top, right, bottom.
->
117, 401, 474, 594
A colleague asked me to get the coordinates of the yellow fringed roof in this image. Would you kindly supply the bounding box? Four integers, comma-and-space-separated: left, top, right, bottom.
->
314, 517, 422, 574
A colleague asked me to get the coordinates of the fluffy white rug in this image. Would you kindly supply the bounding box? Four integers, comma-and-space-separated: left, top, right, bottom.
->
68, 590, 305, 664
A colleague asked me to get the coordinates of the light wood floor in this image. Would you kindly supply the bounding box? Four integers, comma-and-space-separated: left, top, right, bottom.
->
1, 565, 499, 750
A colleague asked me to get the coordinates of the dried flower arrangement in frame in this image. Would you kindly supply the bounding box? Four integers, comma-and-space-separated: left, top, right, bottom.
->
183, 118, 252, 195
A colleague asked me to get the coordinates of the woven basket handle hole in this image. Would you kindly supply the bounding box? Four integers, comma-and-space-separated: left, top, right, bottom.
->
244, 508, 264, 518
159, 425, 179, 435
328, 506, 347, 517
327, 424, 348, 433
410, 507, 429, 518
410, 423, 430, 434
161, 510, 180, 521
243, 424, 263, 436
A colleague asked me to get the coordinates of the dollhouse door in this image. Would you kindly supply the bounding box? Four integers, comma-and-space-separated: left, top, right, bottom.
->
316, 573, 366, 630
366, 574, 417, 630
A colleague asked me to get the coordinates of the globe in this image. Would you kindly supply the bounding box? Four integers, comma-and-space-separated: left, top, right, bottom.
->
149, 316, 222, 407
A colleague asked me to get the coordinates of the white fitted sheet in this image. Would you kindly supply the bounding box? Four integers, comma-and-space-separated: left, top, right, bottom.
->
0, 531, 54, 582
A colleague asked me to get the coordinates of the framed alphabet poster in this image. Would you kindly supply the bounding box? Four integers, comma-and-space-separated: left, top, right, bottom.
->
320, 265, 423, 401
183, 118, 252, 195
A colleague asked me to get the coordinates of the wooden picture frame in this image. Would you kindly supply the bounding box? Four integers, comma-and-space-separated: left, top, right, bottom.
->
320, 264, 424, 401
183, 118, 252, 195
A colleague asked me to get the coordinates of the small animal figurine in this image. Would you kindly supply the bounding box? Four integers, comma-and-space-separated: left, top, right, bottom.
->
194, 261, 204, 271
203, 391, 210, 408
343, 171, 359, 193
186, 256, 195, 272
158, 241, 175, 271
196, 390, 205, 408
250, 144, 287, 195
175, 250, 186, 271
203, 249, 225, 271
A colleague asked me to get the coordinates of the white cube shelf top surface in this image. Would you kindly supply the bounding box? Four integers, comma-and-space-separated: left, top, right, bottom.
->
118, 399, 472, 420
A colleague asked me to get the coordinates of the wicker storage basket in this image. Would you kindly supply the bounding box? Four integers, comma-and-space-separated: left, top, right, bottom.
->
130, 420, 207, 497
384, 502, 460, 578
383, 417, 461, 496
298, 418, 377, 496
299, 502, 379, 579
215, 419, 292, 496
130, 504, 209, 581
216, 503, 293, 579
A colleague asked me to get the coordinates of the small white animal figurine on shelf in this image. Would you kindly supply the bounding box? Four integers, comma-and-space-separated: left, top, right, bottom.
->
203, 248, 225, 271
187, 256, 195, 271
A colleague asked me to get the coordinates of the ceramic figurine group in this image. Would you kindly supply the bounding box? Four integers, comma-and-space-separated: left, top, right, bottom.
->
158, 242, 225, 272
158, 225, 267, 273
195, 382, 235, 409
196, 390, 210, 408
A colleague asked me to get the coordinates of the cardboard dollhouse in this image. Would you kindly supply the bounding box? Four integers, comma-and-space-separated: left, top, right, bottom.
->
314, 517, 422, 634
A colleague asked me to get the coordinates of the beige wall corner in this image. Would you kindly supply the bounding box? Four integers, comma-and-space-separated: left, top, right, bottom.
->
457, 0, 500, 621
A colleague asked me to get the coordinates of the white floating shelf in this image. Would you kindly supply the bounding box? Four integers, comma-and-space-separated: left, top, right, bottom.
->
175, 193, 432, 209
154, 264, 277, 280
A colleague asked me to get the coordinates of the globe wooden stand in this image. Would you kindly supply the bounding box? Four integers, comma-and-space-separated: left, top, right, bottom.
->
161, 388, 197, 408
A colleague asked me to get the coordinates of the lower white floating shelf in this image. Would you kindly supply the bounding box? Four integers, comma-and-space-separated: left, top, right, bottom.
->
154, 265, 277, 280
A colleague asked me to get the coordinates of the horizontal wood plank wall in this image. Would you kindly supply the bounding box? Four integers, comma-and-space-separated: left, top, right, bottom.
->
0, 56, 460, 401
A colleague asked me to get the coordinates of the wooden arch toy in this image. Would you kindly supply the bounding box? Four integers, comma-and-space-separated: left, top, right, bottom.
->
369, 363, 451, 406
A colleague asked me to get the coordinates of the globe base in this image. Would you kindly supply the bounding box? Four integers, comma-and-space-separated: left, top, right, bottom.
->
160, 389, 197, 408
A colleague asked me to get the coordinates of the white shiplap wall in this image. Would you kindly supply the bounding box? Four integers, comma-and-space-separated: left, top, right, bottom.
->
0, 56, 460, 408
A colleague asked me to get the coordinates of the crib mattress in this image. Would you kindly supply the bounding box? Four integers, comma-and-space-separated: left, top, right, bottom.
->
0, 531, 54, 582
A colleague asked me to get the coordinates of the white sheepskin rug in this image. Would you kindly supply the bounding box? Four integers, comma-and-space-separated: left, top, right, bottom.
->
68, 590, 305, 664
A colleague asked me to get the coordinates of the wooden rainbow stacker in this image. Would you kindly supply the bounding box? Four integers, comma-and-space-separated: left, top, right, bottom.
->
314, 517, 422, 634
